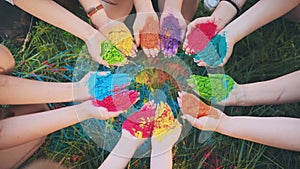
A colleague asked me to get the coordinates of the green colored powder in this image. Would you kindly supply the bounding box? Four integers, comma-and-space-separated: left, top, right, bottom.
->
101, 40, 127, 65
187, 74, 235, 103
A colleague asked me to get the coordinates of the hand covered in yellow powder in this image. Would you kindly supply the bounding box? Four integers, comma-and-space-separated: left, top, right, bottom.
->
101, 19, 137, 57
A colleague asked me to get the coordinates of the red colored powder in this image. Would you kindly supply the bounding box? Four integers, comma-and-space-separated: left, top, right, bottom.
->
92, 90, 139, 112
140, 17, 160, 49
186, 22, 217, 52
122, 103, 157, 138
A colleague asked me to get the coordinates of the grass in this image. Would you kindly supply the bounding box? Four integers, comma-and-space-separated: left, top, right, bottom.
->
2, 0, 300, 168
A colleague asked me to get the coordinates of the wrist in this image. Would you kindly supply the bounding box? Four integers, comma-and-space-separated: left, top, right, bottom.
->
163, 0, 183, 13
75, 103, 92, 122
216, 113, 230, 133
90, 8, 110, 30
134, 0, 155, 12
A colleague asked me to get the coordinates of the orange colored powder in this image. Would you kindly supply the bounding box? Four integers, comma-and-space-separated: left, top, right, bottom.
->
140, 17, 160, 49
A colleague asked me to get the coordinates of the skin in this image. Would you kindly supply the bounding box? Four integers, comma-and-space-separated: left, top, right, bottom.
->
0, 45, 128, 169
179, 70, 300, 151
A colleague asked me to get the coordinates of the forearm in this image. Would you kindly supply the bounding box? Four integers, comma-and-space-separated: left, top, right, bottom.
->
133, 0, 154, 12
217, 116, 300, 151
0, 75, 75, 104
212, 0, 247, 28
163, 0, 183, 12
225, 0, 300, 43
99, 135, 142, 169
14, 0, 97, 42
0, 104, 89, 149
78, 0, 109, 28
238, 71, 300, 106
150, 150, 172, 169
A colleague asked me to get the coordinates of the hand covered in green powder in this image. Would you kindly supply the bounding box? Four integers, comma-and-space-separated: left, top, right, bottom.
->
187, 74, 238, 105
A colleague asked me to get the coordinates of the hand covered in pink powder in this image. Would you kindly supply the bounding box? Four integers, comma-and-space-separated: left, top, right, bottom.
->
151, 120, 182, 155
193, 29, 235, 67
100, 19, 137, 57
77, 100, 123, 121
183, 16, 223, 55
159, 12, 186, 57
85, 31, 110, 67
133, 12, 160, 57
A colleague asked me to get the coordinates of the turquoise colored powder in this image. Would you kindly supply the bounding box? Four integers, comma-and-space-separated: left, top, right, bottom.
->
88, 72, 132, 101
101, 40, 127, 65
194, 34, 227, 67
187, 74, 235, 103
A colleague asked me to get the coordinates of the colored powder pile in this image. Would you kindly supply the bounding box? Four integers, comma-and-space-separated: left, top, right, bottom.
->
101, 40, 127, 65
122, 102, 156, 138
186, 22, 217, 53
88, 72, 132, 101
194, 33, 227, 67
106, 25, 133, 56
187, 74, 235, 103
160, 14, 182, 55
140, 17, 160, 49
92, 90, 139, 112
152, 102, 176, 141
180, 92, 219, 119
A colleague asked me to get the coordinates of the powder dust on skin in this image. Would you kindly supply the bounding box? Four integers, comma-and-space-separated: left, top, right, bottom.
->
186, 22, 217, 53
92, 90, 139, 112
180, 92, 220, 119
140, 17, 160, 49
88, 72, 132, 101
187, 74, 235, 103
106, 25, 133, 56
122, 102, 157, 138
101, 40, 127, 65
160, 14, 182, 55
122, 102, 177, 140
194, 33, 227, 67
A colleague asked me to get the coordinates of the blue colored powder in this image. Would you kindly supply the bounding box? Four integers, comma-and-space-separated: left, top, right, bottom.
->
88, 72, 132, 101
194, 34, 227, 67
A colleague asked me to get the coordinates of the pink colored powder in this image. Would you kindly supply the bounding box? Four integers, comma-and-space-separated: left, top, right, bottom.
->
92, 90, 138, 112
122, 103, 156, 138
187, 22, 217, 53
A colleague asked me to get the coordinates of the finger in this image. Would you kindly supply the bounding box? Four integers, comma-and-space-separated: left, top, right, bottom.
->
149, 49, 155, 58
143, 48, 151, 57
98, 71, 111, 76
154, 48, 159, 57
185, 47, 191, 55
133, 32, 140, 47
177, 97, 182, 107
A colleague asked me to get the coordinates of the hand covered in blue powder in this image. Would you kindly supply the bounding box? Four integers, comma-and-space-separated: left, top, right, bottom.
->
88, 71, 132, 101
194, 31, 234, 67
159, 12, 186, 57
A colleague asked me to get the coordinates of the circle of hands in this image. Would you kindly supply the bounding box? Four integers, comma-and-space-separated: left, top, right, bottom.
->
79, 11, 240, 159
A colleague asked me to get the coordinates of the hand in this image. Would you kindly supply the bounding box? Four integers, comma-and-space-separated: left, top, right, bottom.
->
159, 12, 186, 57
87, 72, 132, 101
92, 89, 140, 112
85, 31, 109, 67
178, 92, 225, 131
193, 30, 235, 67
133, 12, 160, 57
151, 120, 182, 155
101, 19, 137, 57
187, 74, 237, 104
183, 16, 223, 55
177, 91, 220, 119
77, 100, 123, 120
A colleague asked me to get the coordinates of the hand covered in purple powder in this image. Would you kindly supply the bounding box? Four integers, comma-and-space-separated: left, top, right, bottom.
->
159, 12, 186, 57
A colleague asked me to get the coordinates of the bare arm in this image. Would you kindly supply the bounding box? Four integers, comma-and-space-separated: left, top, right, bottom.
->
217, 116, 300, 151
238, 70, 300, 106
163, 0, 183, 12
14, 0, 97, 42
0, 101, 120, 149
225, 0, 300, 43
